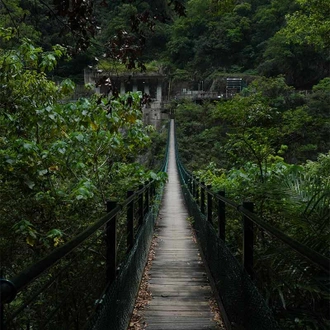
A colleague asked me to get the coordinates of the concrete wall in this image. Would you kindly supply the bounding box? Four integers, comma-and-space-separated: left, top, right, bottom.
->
84, 69, 168, 130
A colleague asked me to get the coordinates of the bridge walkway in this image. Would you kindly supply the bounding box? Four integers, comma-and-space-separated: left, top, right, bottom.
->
140, 120, 221, 329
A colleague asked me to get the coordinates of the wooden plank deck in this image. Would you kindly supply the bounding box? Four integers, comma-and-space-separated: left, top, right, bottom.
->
142, 120, 220, 329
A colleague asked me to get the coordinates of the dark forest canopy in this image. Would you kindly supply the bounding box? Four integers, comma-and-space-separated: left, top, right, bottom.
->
164, 0, 329, 88
0, 0, 186, 78
0, 0, 329, 87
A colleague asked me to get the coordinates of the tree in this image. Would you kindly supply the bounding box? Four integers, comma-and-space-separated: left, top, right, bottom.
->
0, 35, 161, 275
0, 0, 41, 47
174, 78, 330, 329
0, 0, 185, 69
280, 0, 330, 49
259, 26, 330, 88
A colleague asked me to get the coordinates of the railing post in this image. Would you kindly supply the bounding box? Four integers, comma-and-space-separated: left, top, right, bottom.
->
1, 301, 3, 330
207, 185, 213, 224
127, 191, 134, 252
149, 181, 155, 213
144, 181, 149, 216
200, 182, 205, 215
149, 181, 153, 200
1, 278, 18, 329
189, 175, 193, 194
138, 185, 144, 226
1, 277, 4, 330
106, 201, 117, 284
192, 176, 195, 197
243, 202, 254, 278
218, 191, 226, 241
195, 178, 199, 201
151, 181, 156, 200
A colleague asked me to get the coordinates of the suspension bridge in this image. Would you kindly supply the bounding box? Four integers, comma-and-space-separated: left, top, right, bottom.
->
1, 120, 329, 330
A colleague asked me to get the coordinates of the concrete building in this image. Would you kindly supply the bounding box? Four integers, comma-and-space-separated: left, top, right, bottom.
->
84, 69, 168, 130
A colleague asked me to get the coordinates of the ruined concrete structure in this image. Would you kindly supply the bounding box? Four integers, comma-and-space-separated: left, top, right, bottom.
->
84, 69, 168, 130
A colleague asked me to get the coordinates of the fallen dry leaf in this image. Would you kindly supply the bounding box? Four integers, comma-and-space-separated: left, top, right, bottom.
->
127, 229, 158, 330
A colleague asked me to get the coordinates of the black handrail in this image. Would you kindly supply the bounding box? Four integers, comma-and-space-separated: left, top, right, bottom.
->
0, 182, 158, 305
175, 128, 330, 274
237, 205, 330, 273
0, 128, 170, 330
0, 117, 172, 309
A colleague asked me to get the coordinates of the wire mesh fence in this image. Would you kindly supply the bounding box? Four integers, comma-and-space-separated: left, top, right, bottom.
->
1, 178, 167, 330
86, 206, 159, 330
180, 180, 281, 330
3, 231, 107, 329
174, 118, 329, 329
177, 165, 330, 329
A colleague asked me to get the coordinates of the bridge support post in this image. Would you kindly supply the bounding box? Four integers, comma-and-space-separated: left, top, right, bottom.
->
151, 181, 156, 201
195, 178, 199, 202
243, 202, 254, 278
217, 191, 226, 241
144, 181, 150, 216
127, 191, 134, 252
106, 201, 117, 284
191, 176, 195, 197
189, 176, 193, 194
1, 302, 3, 330
138, 185, 144, 226
207, 186, 213, 224
201, 182, 205, 215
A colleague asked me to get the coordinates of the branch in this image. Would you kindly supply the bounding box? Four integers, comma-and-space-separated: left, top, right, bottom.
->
0, 0, 19, 32
240, 134, 265, 182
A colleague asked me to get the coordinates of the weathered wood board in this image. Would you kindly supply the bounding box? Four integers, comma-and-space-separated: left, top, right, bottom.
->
142, 120, 220, 330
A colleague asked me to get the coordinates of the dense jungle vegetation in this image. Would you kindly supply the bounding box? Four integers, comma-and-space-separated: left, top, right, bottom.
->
0, 0, 329, 328
174, 77, 330, 328
0, 0, 175, 276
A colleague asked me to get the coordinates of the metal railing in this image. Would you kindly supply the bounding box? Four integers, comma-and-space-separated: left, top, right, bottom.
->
0, 122, 170, 330
1, 182, 160, 329
174, 123, 330, 329
175, 91, 230, 100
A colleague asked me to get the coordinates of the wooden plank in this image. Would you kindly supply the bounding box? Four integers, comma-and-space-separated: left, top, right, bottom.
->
148, 280, 207, 284
144, 324, 217, 330
140, 121, 221, 330
145, 304, 210, 311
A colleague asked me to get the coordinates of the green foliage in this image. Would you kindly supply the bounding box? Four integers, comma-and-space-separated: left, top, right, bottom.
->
163, 0, 329, 88
312, 77, 330, 92
259, 30, 329, 87
0, 0, 328, 88
0, 39, 165, 275
97, 58, 164, 74
175, 76, 330, 230
1, 0, 327, 88
279, 0, 330, 49
175, 75, 330, 328
176, 76, 330, 174
174, 100, 217, 169
0, 0, 41, 47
